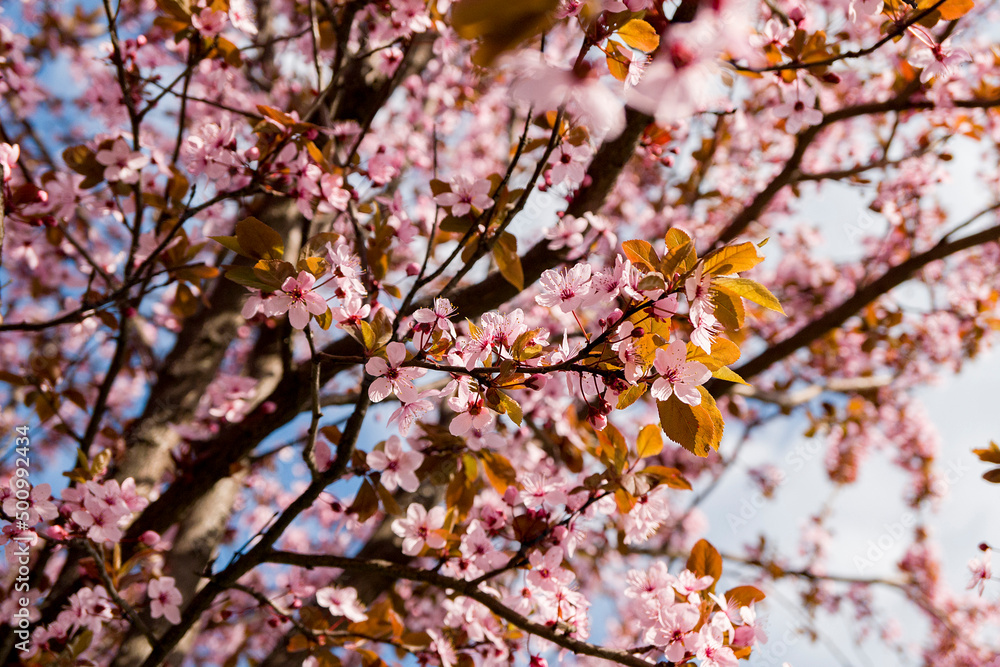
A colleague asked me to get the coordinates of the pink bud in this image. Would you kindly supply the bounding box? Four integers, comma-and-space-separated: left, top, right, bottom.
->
405, 262, 421, 276
261, 401, 277, 414
503, 486, 520, 506
140, 530, 160, 546
46, 525, 69, 541
245, 146, 260, 161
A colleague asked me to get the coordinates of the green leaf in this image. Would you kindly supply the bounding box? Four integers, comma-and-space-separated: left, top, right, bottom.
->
375, 481, 402, 515
450, 0, 560, 66
480, 450, 517, 493
642, 465, 692, 490
701, 242, 764, 276
495, 390, 523, 426
657, 394, 718, 457
236, 217, 284, 260
617, 19, 659, 52
713, 288, 746, 330
210, 234, 245, 257
617, 383, 646, 410
636, 424, 663, 458
359, 321, 376, 351
660, 240, 696, 277
224, 265, 282, 291
300, 231, 341, 263
62, 145, 105, 189
686, 337, 741, 371
664, 227, 692, 250
711, 365, 750, 386
494, 233, 524, 291
713, 277, 785, 315
622, 239, 659, 273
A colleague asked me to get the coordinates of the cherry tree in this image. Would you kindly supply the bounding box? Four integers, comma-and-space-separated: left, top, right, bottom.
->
1, 0, 999, 665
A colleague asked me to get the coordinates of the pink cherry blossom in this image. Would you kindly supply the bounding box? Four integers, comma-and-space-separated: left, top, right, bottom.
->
329, 294, 369, 327
228, 0, 257, 35
366, 341, 425, 403
909, 39, 971, 84
684, 620, 738, 667
448, 383, 495, 437
392, 503, 447, 556
270, 271, 328, 329
651, 340, 711, 405
673, 569, 715, 596
316, 585, 368, 622
148, 577, 183, 624
535, 264, 593, 313
849, 0, 883, 22
967, 549, 992, 596
317, 173, 351, 214
520, 473, 568, 510
526, 547, 574, 591
685, 264, 715, 326
509, 56, 625, 139
611, 321, 646, 382
191, 7, 227, 36
367, 436, 424, 492
434, 175, 494, 217
413, 297, 457, 339
95, 139, 149, 184
0, 142, 19, 181
3, 482, 57, 526
549, 143, 591, 187
652, 603, 700, 662
388, 397, 433, 435
772, 87, 824, 135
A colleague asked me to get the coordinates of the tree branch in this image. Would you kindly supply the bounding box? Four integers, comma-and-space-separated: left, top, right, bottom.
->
266, 550, 669, 667
710, 221, 1000, 396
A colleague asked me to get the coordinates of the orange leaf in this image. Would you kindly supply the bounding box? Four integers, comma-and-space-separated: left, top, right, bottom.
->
687, 538, 723, 585
937, 0, 974, 20
617, 19, 660, 53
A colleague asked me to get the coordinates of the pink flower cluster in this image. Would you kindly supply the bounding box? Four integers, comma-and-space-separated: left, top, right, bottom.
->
60, 478, 148, 544
242, 240, 368, 330
625, 563, 766, 665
